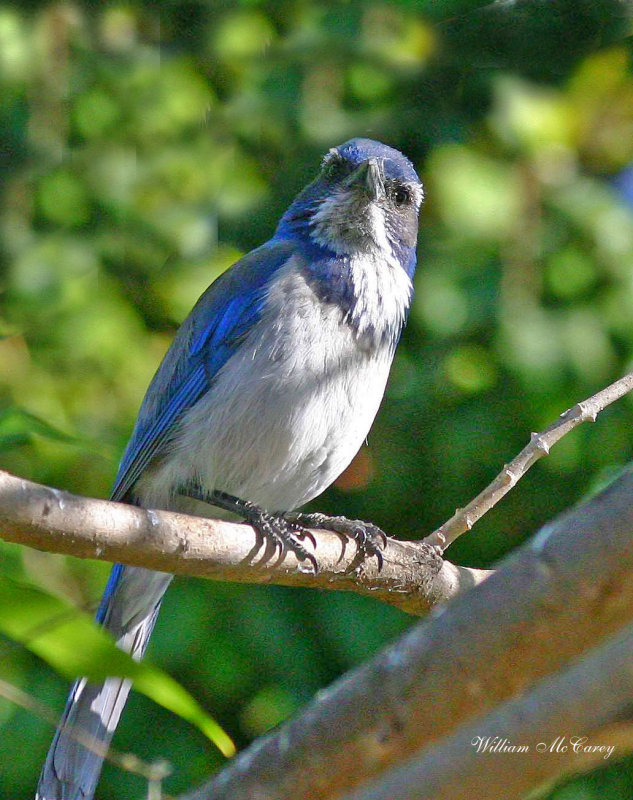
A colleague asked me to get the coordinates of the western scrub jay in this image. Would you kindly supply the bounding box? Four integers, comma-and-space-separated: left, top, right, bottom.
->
36, 137, 424, 799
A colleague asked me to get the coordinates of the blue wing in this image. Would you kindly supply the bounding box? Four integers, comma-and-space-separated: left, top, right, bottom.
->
110, 238, 298, 502
38, 238, 301, 800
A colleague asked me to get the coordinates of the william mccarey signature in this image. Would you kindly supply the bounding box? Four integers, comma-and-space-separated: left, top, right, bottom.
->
471, 736, 615, 760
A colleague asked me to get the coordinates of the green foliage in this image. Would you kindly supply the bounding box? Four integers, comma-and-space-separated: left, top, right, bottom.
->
0, 574, 234, 756
0, 407, 82, 451
1, 1, 633, 797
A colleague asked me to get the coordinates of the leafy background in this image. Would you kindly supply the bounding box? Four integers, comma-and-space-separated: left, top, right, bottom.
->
2, 0, 633, 797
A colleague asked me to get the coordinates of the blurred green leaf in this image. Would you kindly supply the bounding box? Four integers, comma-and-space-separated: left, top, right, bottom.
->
0, 407, 82, 452
0, 575, 235, 757
429, 144, 521, 239
37, 171, 91, 228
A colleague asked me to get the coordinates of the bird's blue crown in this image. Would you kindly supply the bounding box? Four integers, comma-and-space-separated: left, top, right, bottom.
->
333, 138, 421, 186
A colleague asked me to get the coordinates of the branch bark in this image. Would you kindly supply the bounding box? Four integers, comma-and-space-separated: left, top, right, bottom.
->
4, 369, 633, 797
343, 624, 633, 800
180, 466, 633, 800
0, 470, 488, 616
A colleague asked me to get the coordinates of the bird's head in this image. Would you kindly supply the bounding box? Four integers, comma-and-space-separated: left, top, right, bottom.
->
277, 138, 423, 266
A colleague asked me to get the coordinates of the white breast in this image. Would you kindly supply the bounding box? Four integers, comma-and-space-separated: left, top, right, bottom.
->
136, 257, 407, 513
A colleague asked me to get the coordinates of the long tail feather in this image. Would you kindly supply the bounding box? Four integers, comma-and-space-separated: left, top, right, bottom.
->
36, 566, 172, 800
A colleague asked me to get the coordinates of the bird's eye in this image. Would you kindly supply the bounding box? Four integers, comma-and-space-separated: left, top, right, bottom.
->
390, 184, 411, 207
322, 152, 348, 182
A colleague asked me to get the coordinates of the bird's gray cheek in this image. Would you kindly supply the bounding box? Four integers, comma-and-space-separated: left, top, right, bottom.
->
400, 211, 419, 247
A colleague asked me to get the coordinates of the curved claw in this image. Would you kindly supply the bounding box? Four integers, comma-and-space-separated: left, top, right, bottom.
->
250, 510, 319, 572
286, 512, 388, 569
351, 523, 385, 568
285, 519, 318, 549
297, 548, 318, 574
178, 487, 319, 571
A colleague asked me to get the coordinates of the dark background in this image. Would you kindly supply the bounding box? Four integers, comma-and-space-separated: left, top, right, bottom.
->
2, 1, 633, 797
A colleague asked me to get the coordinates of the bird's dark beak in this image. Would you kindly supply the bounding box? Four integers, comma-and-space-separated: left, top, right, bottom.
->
345, 157, 385, 201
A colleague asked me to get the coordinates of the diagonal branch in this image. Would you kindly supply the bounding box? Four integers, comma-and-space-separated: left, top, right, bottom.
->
0, 471, 489, 617
343, 623, 633, 800
424, 369, 633, 550
180, 465, 633, 800
2, 373, 633, 796
4, 374, 633, 614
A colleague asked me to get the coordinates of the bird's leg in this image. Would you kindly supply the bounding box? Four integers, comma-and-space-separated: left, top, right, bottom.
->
283, 512, 388, 568
179, 485, 318, 572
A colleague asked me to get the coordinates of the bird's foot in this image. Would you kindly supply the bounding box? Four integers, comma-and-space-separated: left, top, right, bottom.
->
284, 512, 388, 568
180, 486, 318, 572
240, 502, 318, 573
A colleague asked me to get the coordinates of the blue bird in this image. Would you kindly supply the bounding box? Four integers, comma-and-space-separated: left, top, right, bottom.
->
36, 138, 424, 799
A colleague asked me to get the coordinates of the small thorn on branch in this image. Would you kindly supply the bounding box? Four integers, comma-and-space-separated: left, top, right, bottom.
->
530, 432, 550, 455
502, 467, 517, 487
578, 401, 598, 422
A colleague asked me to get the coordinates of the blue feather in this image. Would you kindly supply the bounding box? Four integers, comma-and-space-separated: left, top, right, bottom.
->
37, 137, 424, 800
110, 239, 297, 502
95, 563, 124, 624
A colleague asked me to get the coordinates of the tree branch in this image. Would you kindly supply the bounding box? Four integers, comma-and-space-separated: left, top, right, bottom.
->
180, 466, 633, 800
343, 624, 633, 800
6, 372, 633, 612
0, 471, 489, 616
424, 369, 633, 550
